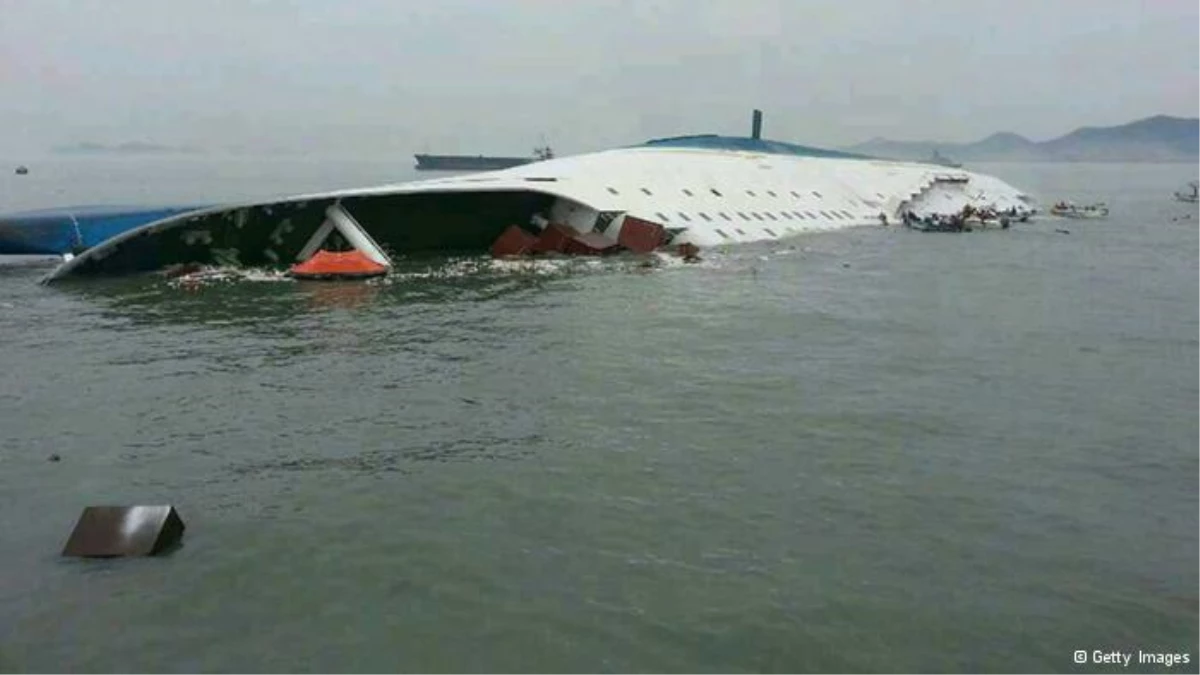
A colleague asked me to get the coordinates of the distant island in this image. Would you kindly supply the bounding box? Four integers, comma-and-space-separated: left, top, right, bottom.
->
52, 141, 200, 155
844, 115, 1199, 163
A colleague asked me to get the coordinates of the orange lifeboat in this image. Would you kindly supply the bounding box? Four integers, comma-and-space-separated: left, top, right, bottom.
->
288, 250, 388, 280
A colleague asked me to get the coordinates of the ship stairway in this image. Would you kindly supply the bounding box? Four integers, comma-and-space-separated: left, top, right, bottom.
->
897, 176, 938, 213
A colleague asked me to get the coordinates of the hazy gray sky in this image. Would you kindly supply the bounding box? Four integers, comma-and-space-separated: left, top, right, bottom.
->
2, 0, 1197, 156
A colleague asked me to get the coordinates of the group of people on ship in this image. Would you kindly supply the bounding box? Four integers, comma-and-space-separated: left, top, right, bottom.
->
900, 204, 1027, 231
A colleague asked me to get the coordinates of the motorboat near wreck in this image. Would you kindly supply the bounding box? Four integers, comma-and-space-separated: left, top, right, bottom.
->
1049, 201, 1109, 219
41, 110, 1037, 283
0, 204, 206, 256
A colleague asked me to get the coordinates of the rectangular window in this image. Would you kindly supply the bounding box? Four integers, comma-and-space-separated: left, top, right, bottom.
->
641, 187, 653, 195
752, 213, 764, 221
699, 212, 712, 221
682, 189, 694, 196
656, 212, 670, 222
594, 211, 620, 234
714, 228, 731, 239
811, 191, 822, 198
765, 212, 778, 221
678, 212, 691, 222
735, 228, 747, 235
763, 227, 778, 237
607, 187, 619, 195
719, 212, 732, 220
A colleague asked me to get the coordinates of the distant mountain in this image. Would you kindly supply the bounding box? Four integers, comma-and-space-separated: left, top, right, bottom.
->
52, 141, 200, 155
844, 115, 1199, 163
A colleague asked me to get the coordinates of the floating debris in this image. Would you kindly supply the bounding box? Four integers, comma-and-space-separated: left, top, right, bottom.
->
62, 505, 186, 558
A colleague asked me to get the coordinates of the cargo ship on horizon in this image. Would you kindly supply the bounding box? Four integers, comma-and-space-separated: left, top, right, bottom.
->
415, 145, 554, 171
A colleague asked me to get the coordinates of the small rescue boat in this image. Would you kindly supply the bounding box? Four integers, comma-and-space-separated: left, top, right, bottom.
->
1174, 181, 1198, 204
1049, 201, 1109, 219
288, 249, 388, 280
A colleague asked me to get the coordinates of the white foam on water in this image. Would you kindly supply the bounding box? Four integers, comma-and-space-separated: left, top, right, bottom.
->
164, 266, 294, 288
159, 250, 723, 289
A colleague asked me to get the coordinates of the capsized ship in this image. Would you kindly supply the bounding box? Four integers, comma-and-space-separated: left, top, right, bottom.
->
43, 110, 1036, 283
415, 146, 554, 172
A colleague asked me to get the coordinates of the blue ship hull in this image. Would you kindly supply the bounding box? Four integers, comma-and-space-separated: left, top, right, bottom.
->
0, 205, 203, 255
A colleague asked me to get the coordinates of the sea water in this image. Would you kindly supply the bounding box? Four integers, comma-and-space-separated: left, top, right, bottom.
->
0, 157, 1196, 673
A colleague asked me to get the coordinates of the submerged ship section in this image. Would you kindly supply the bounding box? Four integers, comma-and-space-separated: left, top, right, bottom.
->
43, 126, 1035, 283
0, 204, 205, 256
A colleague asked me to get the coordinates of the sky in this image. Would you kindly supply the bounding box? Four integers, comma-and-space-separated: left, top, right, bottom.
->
1, 0, 1197, 157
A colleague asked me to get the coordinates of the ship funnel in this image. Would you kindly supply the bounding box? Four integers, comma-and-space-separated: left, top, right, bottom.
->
751, 109, 763, 140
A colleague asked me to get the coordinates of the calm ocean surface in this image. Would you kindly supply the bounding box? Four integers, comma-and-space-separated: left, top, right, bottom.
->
0, 157, 1197, 673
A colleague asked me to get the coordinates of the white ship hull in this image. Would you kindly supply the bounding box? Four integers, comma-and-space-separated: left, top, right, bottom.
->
44, 132, 1036, 282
